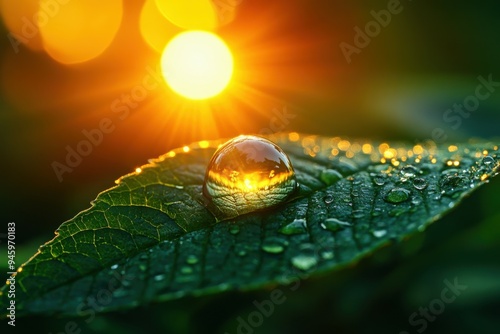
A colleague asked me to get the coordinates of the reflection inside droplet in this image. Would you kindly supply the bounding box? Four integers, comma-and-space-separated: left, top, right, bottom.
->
203, 135, 297, 219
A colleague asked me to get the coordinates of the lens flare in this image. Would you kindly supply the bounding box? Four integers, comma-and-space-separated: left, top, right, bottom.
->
139, 0, 180, 52
39, 0, 123, 64
155, 0, 218, 30
161, 31, 234, 100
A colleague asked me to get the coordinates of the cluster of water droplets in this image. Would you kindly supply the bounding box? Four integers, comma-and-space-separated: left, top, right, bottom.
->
198, 135, 498, 272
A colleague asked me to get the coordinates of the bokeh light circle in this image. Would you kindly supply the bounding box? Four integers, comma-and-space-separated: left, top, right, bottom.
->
155, 0, 218, 30
39, 0, 123, 64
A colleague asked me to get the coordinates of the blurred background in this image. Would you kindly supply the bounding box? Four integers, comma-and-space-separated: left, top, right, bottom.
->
0, 0, 499, 333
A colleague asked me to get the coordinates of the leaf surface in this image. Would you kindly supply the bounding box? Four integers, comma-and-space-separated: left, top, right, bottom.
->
1, 134, 498, 317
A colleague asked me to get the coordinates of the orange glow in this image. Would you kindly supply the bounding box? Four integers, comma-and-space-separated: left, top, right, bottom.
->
383, 148, 397, 159
198, 140, 210, 148
337, 140, 351, 151
0, 0, 44, 51
39, 0, 123, 64
362, 143, 373, 154
0, 0, 341, 174
413, 145, 424, 155
207, 169, 294, 193
140, 0, 180, 53
288, 132, 300, 142
155, 0, 218, 30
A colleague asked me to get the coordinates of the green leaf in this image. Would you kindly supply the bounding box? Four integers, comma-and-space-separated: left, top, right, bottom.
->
1, 134, 499, 318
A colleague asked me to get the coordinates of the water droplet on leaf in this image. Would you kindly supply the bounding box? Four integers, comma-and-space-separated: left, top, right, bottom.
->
373, 174, 387, 186
203, 135, 297, 218
291, 244, 318, 271
279, 219, 307, 235
291, 254, 317, 271
413, 178, 428, 190
481, 155, 495, 166
261, 238, 288, 254
440, 174, 468, 196
320, 169, 343, 185
320, 218, 352, 232
401, 165, 419, 177
384, 188, 411, 203
479, 156, 497, 172
323, 195, 334, 204
229, 225, 240, 235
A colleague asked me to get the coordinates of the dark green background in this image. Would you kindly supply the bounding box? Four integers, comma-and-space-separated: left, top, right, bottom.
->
1, 0, 500, 333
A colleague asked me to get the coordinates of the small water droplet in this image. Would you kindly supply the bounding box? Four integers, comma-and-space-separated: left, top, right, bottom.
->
291, 254, 318, 271
262, 238, 288, 254
203, 135, 297, 219
279, 219, 307, 235
401, 165, 419, 177
372, 230, 387, 238
373, 174, 387, 186
186, 255, 199, 265
481, 155, 495, 166
323, 195, 334, 204
352, 209, 364, 219
411, 197, 423, 205
110, 264, 118, 270
413, 177, 428, 190
384, 188, 411, 203
320, 218, 352, 232
352, 178, 363, 185
229, 225, 240, 235
291, 244, 318, 271
320, 169, 343, 185
440, 174, 468, 196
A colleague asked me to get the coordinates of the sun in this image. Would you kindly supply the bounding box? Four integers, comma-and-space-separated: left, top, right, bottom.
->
161, 30, 234, 100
